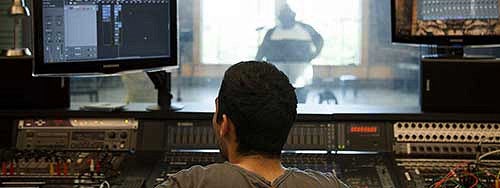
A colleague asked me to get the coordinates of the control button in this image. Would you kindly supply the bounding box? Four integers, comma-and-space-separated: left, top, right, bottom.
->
119, 132, 128, 139
35, 120, 46, 127
108, 132, 116, 139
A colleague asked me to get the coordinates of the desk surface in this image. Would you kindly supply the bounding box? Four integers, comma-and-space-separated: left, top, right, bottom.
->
0, 102, 498, 122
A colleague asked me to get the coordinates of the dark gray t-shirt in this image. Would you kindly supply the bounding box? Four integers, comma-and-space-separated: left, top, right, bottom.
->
155, 162, 349, 188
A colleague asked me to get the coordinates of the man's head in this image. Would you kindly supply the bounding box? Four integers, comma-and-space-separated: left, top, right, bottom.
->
213, 61, 297, 160
278, 4, 296, 29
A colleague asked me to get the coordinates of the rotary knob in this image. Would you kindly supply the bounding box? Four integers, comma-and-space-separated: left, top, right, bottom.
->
108, 132, 116, 139
119, 132, 128, 139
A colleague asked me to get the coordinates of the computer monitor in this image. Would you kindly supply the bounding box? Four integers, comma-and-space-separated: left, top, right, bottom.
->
33, 0, 177, 76
392, 0, 500, 45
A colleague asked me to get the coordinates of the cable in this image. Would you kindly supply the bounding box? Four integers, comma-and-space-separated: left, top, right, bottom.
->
496, 170, 500, 188
450, 179, 465, 188
476, 163, 500, 168
99, 180, 111, 188
479, 149, 500, 161
478, 169, 497, 178
475, 136, 498, 163
432, 162, 472, 188
434, 170, 456, 187
462, 172, 479, 188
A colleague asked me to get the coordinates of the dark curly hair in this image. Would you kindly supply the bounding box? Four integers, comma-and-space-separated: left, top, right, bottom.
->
216, 61, 297, 157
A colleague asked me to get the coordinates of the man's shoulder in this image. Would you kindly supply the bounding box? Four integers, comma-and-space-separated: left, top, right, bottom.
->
287, 168, 336, 180
283, 168, 349, 188
172, 163, 228, 177
156, 164, 349, 188
155, 163, 230, 188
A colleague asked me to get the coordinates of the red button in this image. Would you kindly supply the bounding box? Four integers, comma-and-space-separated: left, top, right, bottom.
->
9, 162, 14, 175
1, 162, 6, 176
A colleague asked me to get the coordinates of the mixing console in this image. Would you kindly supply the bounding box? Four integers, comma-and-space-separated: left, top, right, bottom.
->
153, 152, 223, 183
151, 151, 398, 188
0, 149, 127, 187
394, 121, 500, 187
397, 158, 500, 187
5, 117, 500, 188
147, 119, 500, 188
16, 118, 138, 152
394, 121, 500, 156
165, 120, 390, 152
0, 118, 140, 188
335, 155, 398, 188
165, 121, 334, 150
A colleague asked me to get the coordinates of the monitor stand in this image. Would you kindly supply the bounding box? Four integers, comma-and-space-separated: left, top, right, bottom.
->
146, 70, 184, 111
422, 46, 495, 59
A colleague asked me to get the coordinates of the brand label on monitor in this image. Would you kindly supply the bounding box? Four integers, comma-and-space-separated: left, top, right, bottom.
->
449, 39, 464, 43
103, 64, 120, 68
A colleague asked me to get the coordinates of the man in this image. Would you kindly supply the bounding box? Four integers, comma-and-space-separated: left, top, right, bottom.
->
256, 4, 324, 103
156, 61, 348, 188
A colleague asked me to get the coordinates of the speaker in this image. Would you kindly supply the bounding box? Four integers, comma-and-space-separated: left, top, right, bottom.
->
0, 58, 69, 109
421, 58, 500, 113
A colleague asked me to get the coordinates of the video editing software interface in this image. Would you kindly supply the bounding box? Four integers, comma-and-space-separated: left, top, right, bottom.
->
395, 0, 500, 37
42, 0, 170, 63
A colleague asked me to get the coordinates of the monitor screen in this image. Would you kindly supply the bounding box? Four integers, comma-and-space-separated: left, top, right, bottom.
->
392, 0, 500, 45
33, 0, 177, 75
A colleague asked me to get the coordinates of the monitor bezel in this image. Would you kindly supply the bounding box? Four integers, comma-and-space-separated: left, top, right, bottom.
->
391, 0, 500, 45
32, 0, 178, 76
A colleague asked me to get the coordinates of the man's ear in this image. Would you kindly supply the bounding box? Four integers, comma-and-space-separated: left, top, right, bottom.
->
219, 114, 233, 137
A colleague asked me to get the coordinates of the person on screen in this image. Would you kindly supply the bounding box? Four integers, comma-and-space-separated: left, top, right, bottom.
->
256, 4, 324, 103
155, 61, 348, 188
